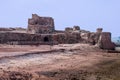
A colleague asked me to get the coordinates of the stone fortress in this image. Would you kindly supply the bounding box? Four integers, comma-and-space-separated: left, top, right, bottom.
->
27, 14, 55, 34
0, 14, 115, 50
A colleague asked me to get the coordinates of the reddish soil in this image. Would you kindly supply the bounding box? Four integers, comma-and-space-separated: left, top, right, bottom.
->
0, 44, 119, 80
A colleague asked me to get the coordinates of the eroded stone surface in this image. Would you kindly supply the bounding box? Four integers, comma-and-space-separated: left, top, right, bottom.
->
28, 14, 55, 34
97, 32, 115, 50
0, 14, 115, 50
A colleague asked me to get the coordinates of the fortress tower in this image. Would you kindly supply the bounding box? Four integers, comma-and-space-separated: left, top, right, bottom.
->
28, 14, 55, 34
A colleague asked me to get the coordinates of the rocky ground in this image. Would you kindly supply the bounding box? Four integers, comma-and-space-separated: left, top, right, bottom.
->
0, 44, 120, 80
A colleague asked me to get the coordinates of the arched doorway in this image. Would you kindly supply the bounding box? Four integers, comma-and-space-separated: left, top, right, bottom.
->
44, 37, 49, 42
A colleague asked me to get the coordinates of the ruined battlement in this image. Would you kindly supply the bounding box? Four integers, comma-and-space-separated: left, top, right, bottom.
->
28, 14, 55, 34
0, 14, 115, 50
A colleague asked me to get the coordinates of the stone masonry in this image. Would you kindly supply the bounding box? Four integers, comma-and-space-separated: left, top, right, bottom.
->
28, 14, 55, 34
0, 14, 115, 50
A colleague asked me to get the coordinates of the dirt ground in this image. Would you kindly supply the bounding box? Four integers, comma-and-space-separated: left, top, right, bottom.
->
0, 44, 120, 80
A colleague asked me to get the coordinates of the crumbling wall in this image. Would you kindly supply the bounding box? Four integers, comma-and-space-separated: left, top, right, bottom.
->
97, 32, 115, 50
0, 12, 115, 50
65, 27, 73, 32
0, 32, 81, 45
86, 32, 101, 45
73, 26, 80, 31
65, 26, 81, 33
54, 33, 67, 44
79, 28, 115, 50
0, 32, 42, 45
0, 29, 115, 50
28, 14, 55, 34
65, 32, 81, 44
0, 28, 13, 31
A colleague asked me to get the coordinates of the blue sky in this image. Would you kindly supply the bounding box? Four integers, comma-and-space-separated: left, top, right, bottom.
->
0, 0, 120, 37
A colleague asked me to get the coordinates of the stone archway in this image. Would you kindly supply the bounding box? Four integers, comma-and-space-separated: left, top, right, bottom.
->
44, 37, 49, 42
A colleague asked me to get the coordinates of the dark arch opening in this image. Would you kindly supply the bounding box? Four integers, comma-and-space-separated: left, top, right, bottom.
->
44, 37, 49, 42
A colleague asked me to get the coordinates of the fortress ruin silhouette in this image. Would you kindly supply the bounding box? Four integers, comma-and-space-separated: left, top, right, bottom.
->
0, 14, 115, 50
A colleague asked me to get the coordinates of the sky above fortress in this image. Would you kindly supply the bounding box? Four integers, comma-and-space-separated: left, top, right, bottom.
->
0, 0, 120, 37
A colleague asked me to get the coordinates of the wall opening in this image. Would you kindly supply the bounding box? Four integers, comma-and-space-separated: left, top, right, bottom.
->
44, 37, 49, 42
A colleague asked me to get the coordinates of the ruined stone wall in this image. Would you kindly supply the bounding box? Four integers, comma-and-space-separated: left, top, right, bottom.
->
28, 14, 55, 34
97, 32, 115, 50
0, 28, 13, 31
65, 26, 81, 33
65, 27, 73, 32
0, 32, 81, 45
73, 26, 80, 31
0, 30, 115, 50
86, 32, 101, 45
0, 12, 115, 50
55, 33, 67, 44
66, 32, 81, 44
0, 32, 42, 45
